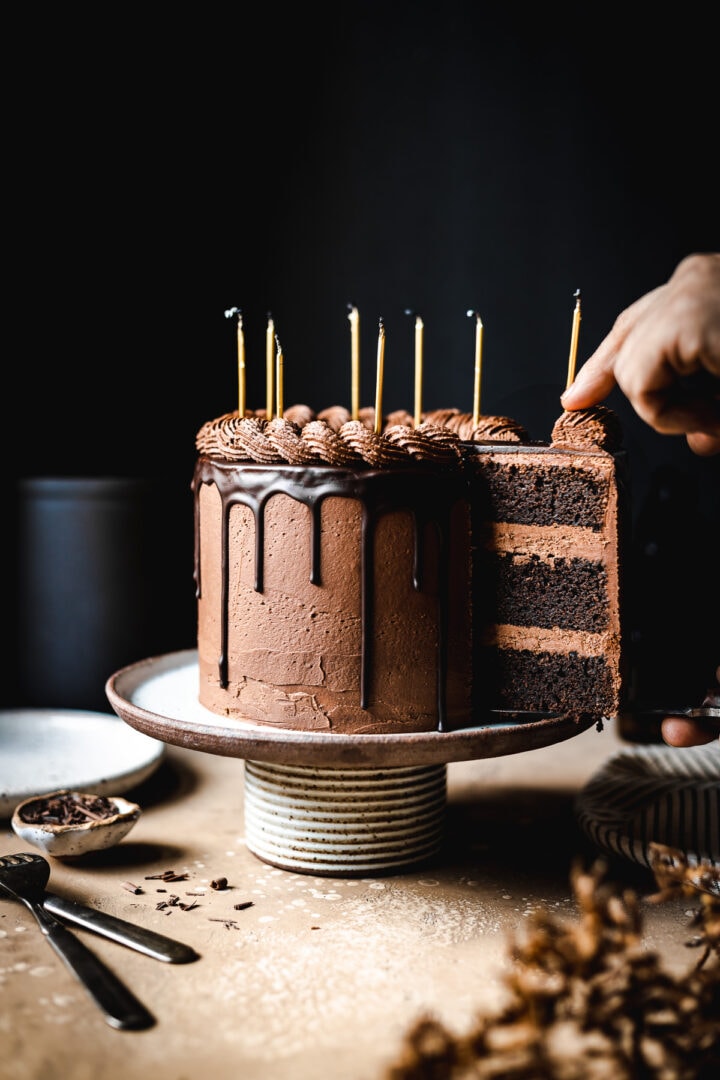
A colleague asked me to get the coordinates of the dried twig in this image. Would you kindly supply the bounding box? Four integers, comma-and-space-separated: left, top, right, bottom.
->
384, 849, 720, 1079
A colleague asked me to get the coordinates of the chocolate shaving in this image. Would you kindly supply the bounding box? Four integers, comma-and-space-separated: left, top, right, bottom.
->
211, 877, 228, 891
153, 893, 198, 913
19, 792, 118, 825
144, 870, 190, 882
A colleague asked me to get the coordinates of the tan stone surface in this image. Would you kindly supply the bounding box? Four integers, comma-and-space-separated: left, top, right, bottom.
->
0, 722, 694, 1080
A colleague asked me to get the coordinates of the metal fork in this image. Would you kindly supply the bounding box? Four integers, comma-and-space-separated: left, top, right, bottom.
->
0, 851, 154, 1030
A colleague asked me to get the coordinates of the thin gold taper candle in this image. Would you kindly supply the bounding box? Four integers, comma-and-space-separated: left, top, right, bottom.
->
275, 333, 284, 419
224, 307, 245, 417
237, 312, 246, 417
266, 313, 275, 419
412, 312, 424, 426
374, 318, 385, 434
347, 303, 360, 420
466, 309, 483, 426
566, 289, 582, 391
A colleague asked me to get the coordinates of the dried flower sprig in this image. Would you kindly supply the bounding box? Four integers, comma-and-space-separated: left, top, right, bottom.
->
646, 842, 720, 970
384, 850, 719, 1079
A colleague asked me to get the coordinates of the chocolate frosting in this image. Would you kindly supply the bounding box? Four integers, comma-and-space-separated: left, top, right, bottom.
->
198, 402, 624, 461
468, 415, 529, 442
421, 410, 528, 442
196, 410, 464, 468
551, 406, 623, 452
193, 457, 471, 731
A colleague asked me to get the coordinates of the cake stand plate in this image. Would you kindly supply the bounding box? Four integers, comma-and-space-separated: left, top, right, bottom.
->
106, 650, 597, 876
106, 650, 595, 768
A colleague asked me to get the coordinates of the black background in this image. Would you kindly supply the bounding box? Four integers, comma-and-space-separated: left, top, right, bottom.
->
4, 4, 719, 716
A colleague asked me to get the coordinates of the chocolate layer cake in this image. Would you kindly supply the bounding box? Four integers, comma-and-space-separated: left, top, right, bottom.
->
193, 404, 626, 733
193, 414, 473, 734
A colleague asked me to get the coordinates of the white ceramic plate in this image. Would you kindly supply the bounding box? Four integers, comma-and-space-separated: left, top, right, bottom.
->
0, 708, 166, 818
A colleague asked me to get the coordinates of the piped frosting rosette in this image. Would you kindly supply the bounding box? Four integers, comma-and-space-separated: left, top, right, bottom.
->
551, 405, 623, 452
196, 409, 463, 468
385, 422, 463, 463
196, 414, 284, 463
423, 409, 528, 443
264, 418, 320, 464
300, 419, 362, 466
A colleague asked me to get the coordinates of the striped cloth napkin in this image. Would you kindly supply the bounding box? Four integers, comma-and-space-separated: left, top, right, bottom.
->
575, 741, 719, 869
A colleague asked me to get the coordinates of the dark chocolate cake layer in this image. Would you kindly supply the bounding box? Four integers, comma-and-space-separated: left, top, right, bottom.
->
465, 440, 625, 724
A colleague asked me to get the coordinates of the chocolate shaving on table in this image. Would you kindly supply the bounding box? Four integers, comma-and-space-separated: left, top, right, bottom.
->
145, 870, 190, 882
121, 881, 143, 894
156, 894, 198, 912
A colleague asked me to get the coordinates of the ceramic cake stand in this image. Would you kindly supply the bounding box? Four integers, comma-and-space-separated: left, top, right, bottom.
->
106, 650, 596, 877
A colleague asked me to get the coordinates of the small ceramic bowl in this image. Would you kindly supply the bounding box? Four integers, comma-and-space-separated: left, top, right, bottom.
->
11, 789, 141, 857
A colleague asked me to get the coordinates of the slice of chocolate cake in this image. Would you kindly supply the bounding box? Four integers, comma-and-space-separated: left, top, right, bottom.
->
465, 406, 626, 723
193, 403, 626, 734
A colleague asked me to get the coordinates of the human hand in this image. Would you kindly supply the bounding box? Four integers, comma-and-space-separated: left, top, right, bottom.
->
660, 666, 720, 747
661, 715, 720, 747
561, 253, 720, 456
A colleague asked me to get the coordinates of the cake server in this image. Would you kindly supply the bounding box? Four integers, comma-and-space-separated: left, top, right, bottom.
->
0, 851, 154, 1030
665, 706, 720, 719
638, 684, 720, 723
